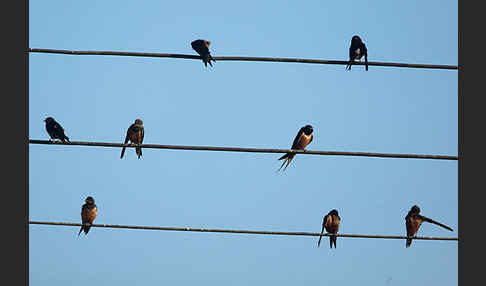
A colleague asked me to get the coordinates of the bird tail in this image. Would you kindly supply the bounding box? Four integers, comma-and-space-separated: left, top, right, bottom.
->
331, 235, 337, 248
346, 62, 352, 70
421, 216, 453, 231
120, 135, 129, 159
209, 54, 215, 67
346, 60, 352, 70
406, 237, 412, 248
278, 153, 289, 160
84, 224, 91, 235
136, 145, 142, 159
317, 223, 326, 248
365, 54, 368, 71
78, 224, 91, 236
277, 154, 294, 172
201, 54, 209, 67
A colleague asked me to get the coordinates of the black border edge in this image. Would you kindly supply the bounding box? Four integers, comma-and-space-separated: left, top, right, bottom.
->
459, 1, 483, 285
7, 0, 29, 285
458, 0, 462, 284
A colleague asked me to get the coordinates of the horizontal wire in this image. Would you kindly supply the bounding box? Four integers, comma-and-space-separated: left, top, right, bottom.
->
29, 221, 458, 241
29, 139, 458, 160
28, 48, 458, 70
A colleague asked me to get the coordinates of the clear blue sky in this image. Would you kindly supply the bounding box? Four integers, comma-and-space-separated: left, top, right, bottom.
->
29, 1, 458, 285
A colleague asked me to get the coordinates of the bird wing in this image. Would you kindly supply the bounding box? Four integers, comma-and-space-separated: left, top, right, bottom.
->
363, 43, 368, 70
420, 215, 453, 231
278, 128, 304, 161
80, 204, 89, 224
290, 128, 305, 150
191, 40, 209, 57
349, 43, 355, 60
120, 128, 131, 159
317, 215, 328, 247
362, 43, 368, 54
53, 122, 65, 133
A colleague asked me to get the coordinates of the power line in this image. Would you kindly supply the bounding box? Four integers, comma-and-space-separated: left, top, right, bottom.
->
28, 48, 458, 70
29, 221, 458, 241
29, 139, 458, 160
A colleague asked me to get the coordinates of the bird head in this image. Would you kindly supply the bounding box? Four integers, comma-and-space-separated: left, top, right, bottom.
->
85, 196, 95, 205
44, 117, 54, 123
352, 35, 362, 44
303, 124, 313, 135
329, 209, 339, 216
134, 119, 143, 125
409, 205, 421, 215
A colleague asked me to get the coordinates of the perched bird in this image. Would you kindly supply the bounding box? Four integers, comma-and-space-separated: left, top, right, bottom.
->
278, 124, 313, 172
405, 205, 453, 248
78, 196, 98, 236
44, 117, 70, 143
346, 35, 368, 71
191, 39, 215, 67
120, 119, 144, 159
318, 209, 341, 248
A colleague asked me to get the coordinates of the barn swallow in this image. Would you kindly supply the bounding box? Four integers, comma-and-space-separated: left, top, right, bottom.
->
191, 39, 216, 67
277, 124, 313, 172
405, 205, 453, 248
318, 209, 341, 248
44, 117, 70, 143
78, 196, 98, 236
346, 35, 368, 71
120, 119, 144, 159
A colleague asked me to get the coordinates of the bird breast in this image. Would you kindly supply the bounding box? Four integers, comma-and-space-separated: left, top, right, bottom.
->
129, 130, 142, 143
297, 133, 312, 149
406, 216, 422, 236
325, 216, 339, 234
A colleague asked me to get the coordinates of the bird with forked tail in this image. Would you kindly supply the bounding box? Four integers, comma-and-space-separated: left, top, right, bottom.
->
191, 39, 216, 67
78, 196, 97, 236
120, 119, 144, 159
278, 124, 313, 172
318, 209, 341, 249
405, 205, 453, 248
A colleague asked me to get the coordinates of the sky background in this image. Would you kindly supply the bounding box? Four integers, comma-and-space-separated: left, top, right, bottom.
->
29, 1, 458, 285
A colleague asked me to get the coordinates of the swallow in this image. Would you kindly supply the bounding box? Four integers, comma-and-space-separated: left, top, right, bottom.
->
278, 124, 313, 172
120, 119, 144, 159
191, 39, 215, 67
405, 205, 453, 248
78, 196, 98, 236
346, 35, 368, 71
44, 117, 70, 143
318, 209, 341, 248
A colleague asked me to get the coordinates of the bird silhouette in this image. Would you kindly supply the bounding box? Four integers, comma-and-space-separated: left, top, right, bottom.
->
405, 205, 453, 248
120, 119, 144, 159
78, 196, 98, 236
278, 125, 313, 172
318, 209, 341, 248
191, 39, 216, 67
346, 35, 368, 71
44, 117, 70, 143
